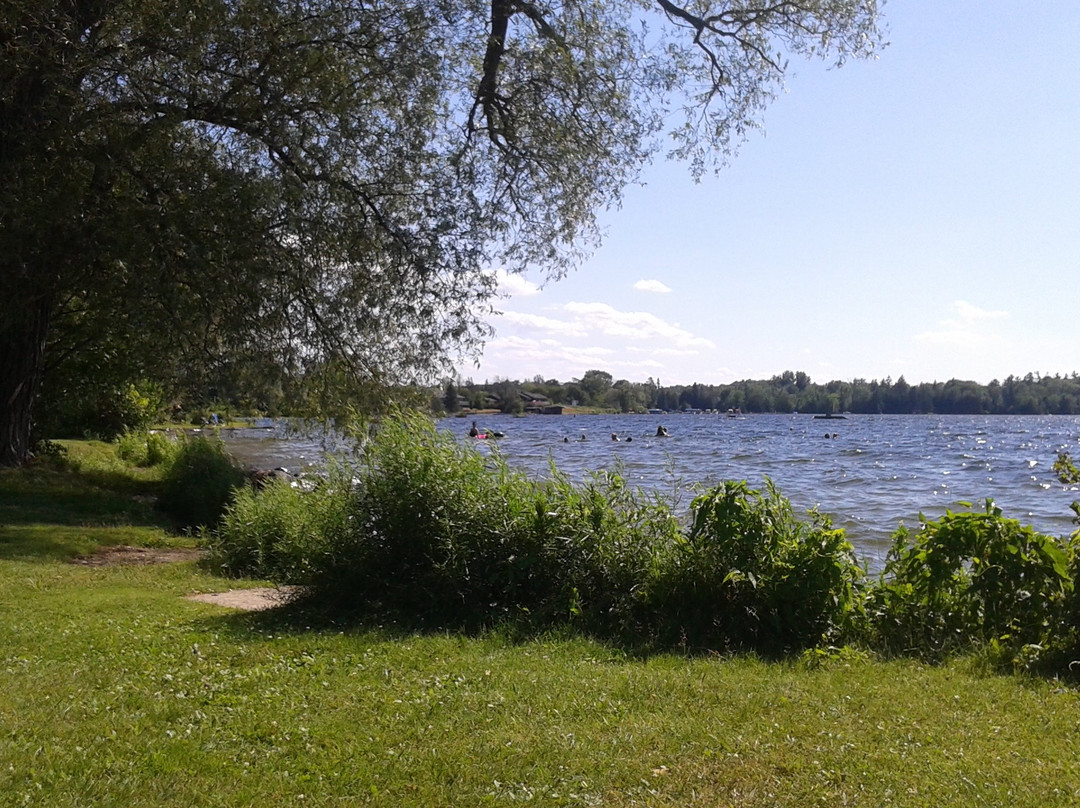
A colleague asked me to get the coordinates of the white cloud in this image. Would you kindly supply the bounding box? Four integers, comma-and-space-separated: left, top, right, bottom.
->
915, 300, 1009, 348
481, 334, 615, 376
467, 298, 720, 383
495, 310, 586, 337
652, 347, 702, 357
634, 279, 672, 294
563, 301, 716, 349
491, 269, 541, 298
947, 300, 1009, 325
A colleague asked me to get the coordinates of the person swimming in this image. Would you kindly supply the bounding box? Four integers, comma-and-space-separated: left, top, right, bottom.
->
468, 421, 480, 438
655, 425, 669, 437
611, 432, 620, 441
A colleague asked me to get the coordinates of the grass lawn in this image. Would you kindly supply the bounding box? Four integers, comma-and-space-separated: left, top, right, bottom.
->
2, 443, 1079, 806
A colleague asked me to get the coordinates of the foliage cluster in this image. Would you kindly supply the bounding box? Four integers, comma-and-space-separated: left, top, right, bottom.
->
647, 481, 864, 655
35, 381, 166, 442
869, 502, 1077, 666
208, 464, 354, 583
157, 435, 249, 530
286, 413, 680, 637
1054, 451, 1080, 485
453, 369, 1080, 415
207, 413, 1080, 667
115, 429, 180, 468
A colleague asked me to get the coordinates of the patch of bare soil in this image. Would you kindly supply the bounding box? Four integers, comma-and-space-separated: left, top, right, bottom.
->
186, 587, 301, 612
70, 545, 300, 612
72, 545, 205, 566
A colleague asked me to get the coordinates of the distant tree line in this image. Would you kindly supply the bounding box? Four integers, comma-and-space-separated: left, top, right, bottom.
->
440, 370, 1080, 416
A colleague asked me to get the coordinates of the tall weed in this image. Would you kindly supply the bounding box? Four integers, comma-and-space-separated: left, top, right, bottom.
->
158, 434, 248, 529
115, 429, 179, 467
870, 500, 1075, 663
209, 464, 354, 581
301, 412, 677, 629
201, 411, 1080, 662
645, 480, 864, 655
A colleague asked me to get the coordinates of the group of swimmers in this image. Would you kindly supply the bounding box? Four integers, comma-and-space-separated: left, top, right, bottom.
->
471, 420, 673, 443
561, 425, 670, 443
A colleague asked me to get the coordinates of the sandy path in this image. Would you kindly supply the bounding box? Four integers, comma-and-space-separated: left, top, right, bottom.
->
71, 545, 300, 612
186, 586, 301, 611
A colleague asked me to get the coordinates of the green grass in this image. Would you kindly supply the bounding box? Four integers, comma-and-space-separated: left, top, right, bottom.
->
0, 441, 182, 562
2, 442, 1080, 806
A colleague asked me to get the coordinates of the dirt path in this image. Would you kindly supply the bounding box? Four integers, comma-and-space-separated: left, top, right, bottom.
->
185, 586, 301, 611
71, 545, 300, 611
72, 545, 204, 566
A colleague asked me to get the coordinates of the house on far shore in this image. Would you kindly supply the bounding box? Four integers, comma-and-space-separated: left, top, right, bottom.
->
520, 391, 562, 415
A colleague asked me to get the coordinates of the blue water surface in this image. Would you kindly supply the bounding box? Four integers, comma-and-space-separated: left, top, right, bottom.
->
222, 413, 1080, 568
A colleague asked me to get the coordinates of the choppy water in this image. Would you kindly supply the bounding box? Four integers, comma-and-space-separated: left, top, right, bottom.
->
220, 414, 1080, 568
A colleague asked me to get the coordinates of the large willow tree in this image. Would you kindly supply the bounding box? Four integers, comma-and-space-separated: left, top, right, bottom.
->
0, 0, 883, 464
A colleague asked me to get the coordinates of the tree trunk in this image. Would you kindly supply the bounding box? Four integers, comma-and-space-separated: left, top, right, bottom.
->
0, 299, 51, 466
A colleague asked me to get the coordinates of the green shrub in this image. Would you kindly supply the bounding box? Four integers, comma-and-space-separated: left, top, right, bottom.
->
869, 500, 1075, 664
299, 411, 677, 629
158, 435, 248, 529
115, 429, 179, 467
644, 480, 865, 655
209, 464, 354, 582
207, 412, 871, 652
525, 466, 680, 638
1054, 452, 1080, 485
194, 413, 1080, 662
36, 377, 165, 441
316, 412, 564, 621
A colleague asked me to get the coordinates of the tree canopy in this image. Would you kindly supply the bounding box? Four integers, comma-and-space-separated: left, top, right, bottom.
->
0, 0, 883, 463
456, 370, 1080, 416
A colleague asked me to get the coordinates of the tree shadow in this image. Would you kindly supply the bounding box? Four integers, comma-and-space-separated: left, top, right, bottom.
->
183, 589, 1080, 682
0, 457, 178, 561
185, 589, 702, 664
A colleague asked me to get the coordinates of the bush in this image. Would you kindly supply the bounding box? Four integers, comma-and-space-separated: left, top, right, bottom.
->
158, 434, 248, 529
209, 464, 354, 581
1054, 452, 1080, 485
115, 429, 179, 467
36, 377, 165, 441
313, 412, 659, 625
869, 500, 1075, 663
644, 480, 865, 655
206, 411, 1080, 664
206, 412, 868, 652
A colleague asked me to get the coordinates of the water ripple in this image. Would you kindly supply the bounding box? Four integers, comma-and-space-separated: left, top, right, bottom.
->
221, 413, 1080, 571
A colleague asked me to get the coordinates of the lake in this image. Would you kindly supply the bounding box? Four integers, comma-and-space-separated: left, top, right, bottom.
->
220, 413, 1080, 569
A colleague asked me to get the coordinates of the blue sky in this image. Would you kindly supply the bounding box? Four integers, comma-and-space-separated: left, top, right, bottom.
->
460, 1, 1080, 387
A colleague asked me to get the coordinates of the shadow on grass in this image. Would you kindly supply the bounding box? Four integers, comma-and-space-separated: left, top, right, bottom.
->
185, 587, 1080, 681
187, 589, 678, 663
0, 457, 178, 561
0, 524, 183, 562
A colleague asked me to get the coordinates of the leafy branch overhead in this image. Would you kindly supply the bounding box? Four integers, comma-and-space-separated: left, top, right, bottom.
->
468, 0, 883, 175
0, 1, 883, 464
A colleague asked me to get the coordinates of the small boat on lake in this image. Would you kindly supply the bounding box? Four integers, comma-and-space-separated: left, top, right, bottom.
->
813, 413, 847, 420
